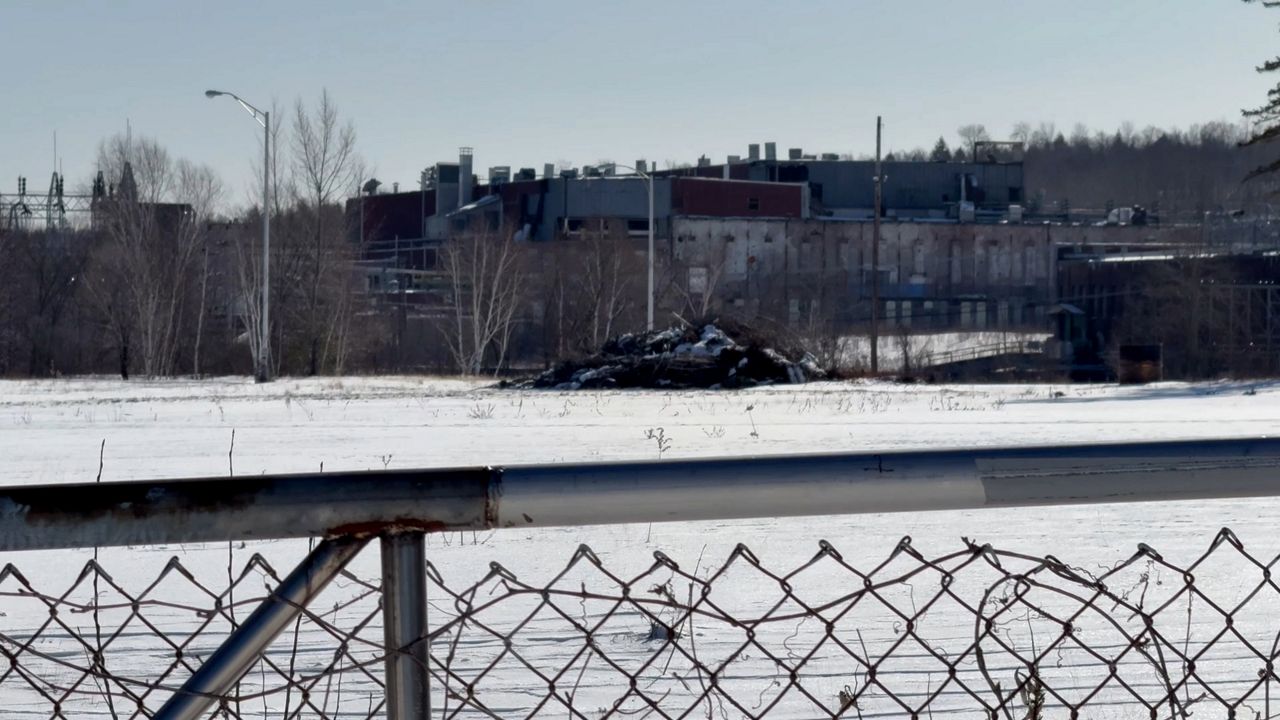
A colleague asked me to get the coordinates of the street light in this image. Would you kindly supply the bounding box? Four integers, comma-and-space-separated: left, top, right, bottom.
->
587, 163, 656, 331
206, 89, 272, 382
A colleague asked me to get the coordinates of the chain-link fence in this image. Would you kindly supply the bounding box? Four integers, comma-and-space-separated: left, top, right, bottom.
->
2, 528, 1279, 719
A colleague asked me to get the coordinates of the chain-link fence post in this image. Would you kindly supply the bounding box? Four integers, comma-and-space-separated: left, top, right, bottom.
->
382, 531, 428, 720
153, 535, 370, 720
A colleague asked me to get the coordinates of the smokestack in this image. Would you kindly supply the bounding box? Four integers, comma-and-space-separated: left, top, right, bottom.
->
458, 147, 474, 209
764, 142, 777, 161
748, 144, 760, 161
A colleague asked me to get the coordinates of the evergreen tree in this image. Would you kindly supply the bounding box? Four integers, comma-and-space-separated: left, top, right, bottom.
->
1242, 0, 1280, 177
929, 137, 951, 162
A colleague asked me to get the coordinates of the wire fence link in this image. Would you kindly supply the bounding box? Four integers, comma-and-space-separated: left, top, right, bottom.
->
2, 529, 1279, 719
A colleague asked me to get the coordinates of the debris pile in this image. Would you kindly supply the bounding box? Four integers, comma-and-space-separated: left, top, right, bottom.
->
528, 323, 825, 390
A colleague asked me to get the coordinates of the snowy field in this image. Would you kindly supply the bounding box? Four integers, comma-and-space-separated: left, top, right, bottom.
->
1, 376, 1280, 718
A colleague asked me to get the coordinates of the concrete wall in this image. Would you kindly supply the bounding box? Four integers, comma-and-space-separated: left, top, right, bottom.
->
669, 217, 1057, 331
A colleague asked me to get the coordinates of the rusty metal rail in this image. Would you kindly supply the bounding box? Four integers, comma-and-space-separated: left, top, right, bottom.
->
2, 437, 1279, 551
0, 437, 1279, 719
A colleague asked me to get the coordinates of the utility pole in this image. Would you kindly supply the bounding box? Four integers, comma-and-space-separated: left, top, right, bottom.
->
871, 116, 882, 375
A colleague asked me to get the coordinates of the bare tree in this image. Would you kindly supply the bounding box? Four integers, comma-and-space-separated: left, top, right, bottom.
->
670, 242, 729, 321
576, 224, 642, 348
956, 124, 991, 159
90, 133, 222, 377
288, 89, 362, 375
0, 228, 19, 375
0, 229, 87, 376
440, 228, 527, 375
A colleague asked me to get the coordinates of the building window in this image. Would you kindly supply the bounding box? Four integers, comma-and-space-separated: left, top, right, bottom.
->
1024, 245, 1040, 282
748, 197, 760, 211
626, 218, 650, 235
1009, 187, 1023, 203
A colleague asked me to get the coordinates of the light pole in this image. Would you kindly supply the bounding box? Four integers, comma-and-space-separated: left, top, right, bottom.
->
206, 89, 271, 382
589, 163, 656, 331
872, 116, 882, 375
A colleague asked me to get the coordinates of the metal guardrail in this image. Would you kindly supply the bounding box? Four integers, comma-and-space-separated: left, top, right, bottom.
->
923, 339, 1044, 368
0, 438, 1279, 719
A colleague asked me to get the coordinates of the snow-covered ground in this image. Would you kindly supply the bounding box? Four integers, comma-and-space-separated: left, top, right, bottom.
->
4, 374, 1273, 485
1, 376, 1279, 718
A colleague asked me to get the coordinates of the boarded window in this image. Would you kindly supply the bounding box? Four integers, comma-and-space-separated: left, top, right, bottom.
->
1024, 245, 1040, 282
748, 197, 760, 211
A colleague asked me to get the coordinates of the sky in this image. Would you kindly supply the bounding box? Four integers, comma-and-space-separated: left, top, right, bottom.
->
3, 0, 1278, 207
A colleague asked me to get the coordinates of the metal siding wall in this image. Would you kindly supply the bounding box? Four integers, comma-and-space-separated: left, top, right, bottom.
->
672, 179, 803, 218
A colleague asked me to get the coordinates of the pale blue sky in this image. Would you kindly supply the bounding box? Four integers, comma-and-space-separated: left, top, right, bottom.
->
4, 1, 1277, 204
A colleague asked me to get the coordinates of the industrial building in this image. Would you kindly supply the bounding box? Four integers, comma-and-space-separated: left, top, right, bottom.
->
343, 142, 1051, 357
654, 141, 1024, 221
339, 141, 1280, 377
348, 142, 1027, 299
351, 141, 1025, 248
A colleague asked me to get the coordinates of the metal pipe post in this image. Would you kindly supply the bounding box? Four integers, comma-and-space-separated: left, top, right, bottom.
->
382, 532, 428, 720
154, 535, 369, 720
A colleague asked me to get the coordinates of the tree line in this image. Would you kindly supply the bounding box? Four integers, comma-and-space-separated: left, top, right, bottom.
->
5, 99, 1280, 379
883, 120, 1280, 220
0, 91, 367, 379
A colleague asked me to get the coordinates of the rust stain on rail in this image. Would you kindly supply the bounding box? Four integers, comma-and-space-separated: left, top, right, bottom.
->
325, 518, 453, 538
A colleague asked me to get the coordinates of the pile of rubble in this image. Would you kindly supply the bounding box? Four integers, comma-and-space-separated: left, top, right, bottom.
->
527, 323, 825, 390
